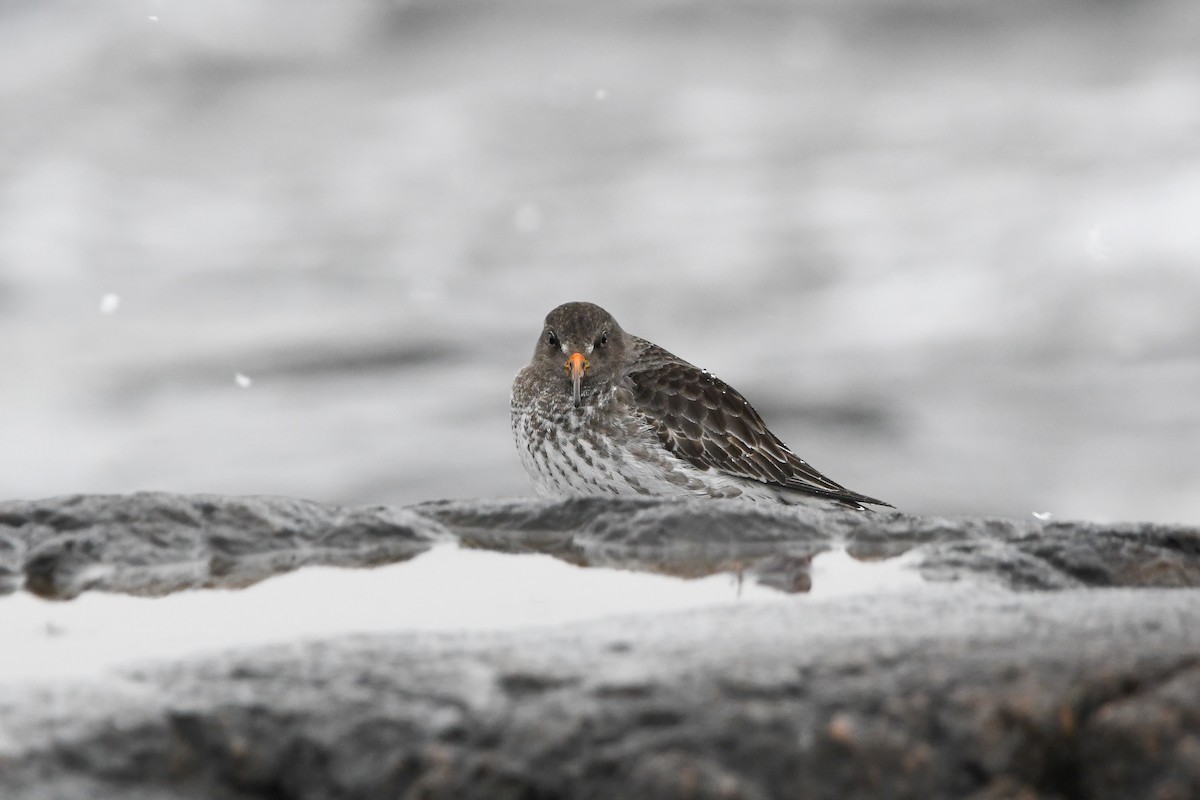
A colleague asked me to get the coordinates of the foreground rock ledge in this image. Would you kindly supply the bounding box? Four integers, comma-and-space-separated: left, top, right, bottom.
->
1, 492, 1199, 800
4, 493, 1199, 598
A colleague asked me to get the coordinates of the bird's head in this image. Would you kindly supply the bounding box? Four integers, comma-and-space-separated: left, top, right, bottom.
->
527, 301, 630, 408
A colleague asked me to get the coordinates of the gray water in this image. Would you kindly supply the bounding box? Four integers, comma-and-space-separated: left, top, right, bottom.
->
2, 0, 1198, 523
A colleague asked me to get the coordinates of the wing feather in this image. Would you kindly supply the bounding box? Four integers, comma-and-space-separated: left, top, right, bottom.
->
624, 340, 890, 508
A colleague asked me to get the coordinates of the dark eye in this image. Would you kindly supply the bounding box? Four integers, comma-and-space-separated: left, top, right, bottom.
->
595, 331, 609, 348
545, 330, 559, 348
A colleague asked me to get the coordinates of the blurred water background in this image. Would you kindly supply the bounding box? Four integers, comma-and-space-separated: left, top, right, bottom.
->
1, 0, 1198, 523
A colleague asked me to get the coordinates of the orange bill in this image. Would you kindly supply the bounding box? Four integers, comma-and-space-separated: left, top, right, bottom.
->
565, 352, 589, 408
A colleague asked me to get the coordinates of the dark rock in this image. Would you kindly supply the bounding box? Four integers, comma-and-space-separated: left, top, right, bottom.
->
748, 553, 813, 593
423, 497, 1200, 592
4, 588, 1200, 799
1077, 664, 1200, 800
7, 494, 1198, 600
0, 492, 445, 599
2, 493, 1200, 799
0, 530, 20, 596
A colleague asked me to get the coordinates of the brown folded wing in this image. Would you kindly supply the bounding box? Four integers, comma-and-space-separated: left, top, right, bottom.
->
625, 341, 890, 508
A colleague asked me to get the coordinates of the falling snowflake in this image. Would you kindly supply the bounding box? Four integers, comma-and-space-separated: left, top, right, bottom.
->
234, 373, 253, 389
1032, 511, 1052, 521
99, 294, 121, 314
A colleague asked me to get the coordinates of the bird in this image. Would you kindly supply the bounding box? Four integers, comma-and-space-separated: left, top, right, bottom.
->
510, 301, 891, 510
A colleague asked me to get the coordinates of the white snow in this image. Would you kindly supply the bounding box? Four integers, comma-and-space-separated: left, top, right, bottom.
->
807, 548, 926, 598
0, 545, 925, 685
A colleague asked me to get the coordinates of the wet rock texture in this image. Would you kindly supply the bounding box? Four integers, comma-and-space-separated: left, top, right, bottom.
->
0, 493, 445, 599
2, 492, 1200, 799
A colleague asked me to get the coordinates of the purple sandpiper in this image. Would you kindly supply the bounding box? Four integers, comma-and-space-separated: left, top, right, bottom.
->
511, 301, 891, 510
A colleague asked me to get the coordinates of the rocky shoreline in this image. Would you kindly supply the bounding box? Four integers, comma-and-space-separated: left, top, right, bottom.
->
2, 493, 1199, 799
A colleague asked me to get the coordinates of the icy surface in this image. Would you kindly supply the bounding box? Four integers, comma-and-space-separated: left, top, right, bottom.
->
0, 545, 923, 685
